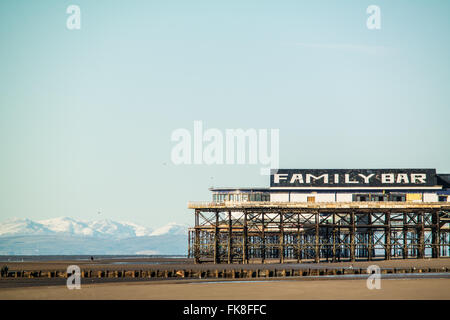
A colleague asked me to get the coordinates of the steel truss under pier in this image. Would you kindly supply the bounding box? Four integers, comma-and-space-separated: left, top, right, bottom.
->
187, 202, 450, 264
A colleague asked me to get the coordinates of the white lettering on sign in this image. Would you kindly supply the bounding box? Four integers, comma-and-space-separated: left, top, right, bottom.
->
271, 170, 431, 186
274, 174, 288, 183
381, 173, 395, 183
290, 174, 304, 184
358, 173, 375, 184
411, 173, 426, 184
306, 174, 328, 184
345, 174, 358, 184
396, 173, 409, 184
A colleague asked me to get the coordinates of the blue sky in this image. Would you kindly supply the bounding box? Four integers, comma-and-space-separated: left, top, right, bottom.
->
0, 0, 449, 228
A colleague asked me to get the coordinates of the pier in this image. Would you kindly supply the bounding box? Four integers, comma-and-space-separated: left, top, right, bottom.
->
188, 201, 450, 264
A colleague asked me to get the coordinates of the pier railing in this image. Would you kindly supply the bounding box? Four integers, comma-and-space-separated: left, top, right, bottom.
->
187, 201, 450, 210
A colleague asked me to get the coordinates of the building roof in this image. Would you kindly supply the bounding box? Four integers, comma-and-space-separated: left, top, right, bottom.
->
209, 187, 269, 192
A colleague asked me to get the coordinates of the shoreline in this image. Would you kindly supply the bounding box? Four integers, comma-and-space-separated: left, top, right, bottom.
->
1, 257, 449, 286
2, 256, 449, 272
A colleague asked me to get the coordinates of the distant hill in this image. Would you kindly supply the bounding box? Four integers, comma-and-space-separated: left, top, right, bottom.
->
0, 217, 189, 255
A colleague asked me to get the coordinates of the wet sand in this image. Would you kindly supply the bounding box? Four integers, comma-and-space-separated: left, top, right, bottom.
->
1, 257, 449, 299
1, 278, 449, 300
2, 257, 450, 273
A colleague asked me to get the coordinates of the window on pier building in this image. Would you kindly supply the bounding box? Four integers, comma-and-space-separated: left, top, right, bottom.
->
249, 193, 270, 201
353, 194, 391, 201
212, 191, 270, 202
353, 194, 369, 201
370, 194, 387, 202
389, 194, 406, 202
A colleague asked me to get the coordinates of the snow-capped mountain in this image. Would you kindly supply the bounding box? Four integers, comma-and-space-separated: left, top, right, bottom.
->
38, 217, 100, 237
0, 217, 158, 238
0, 217, 190, 255
150, 222, 188, 236
0, 218, 53, 236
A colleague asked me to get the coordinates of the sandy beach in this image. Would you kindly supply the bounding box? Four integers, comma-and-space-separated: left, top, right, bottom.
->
1, 278, 449, 300
1, 257, 449, 299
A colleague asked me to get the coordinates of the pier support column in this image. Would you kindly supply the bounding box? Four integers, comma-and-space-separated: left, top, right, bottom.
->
188, 228, 191, 259
350, 211, 355, 262
297, 213, 302, 263
228, 211, 232, 264
368, 214, 373, 261
243, 211, 248, 264
432, 210, 441, 258
214, 210, 219, 264
403, 213, 408, 259
261, 213, 266, 264
418, 212, 425, 259
315, 211, 320, 263
436, 211, 441, 258
385, 212, 391, 260
194, 210, 200, 264
332, 213, 336, 262
280, 212, 284, 263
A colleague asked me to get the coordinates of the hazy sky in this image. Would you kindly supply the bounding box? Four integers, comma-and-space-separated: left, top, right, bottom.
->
1, 0, 449, 228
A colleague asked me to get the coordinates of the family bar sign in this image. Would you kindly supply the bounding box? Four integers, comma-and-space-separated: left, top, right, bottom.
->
270, 169, 437, 188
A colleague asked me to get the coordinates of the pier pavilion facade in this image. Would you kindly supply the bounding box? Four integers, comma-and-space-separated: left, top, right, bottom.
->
188, 169, 450, 263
